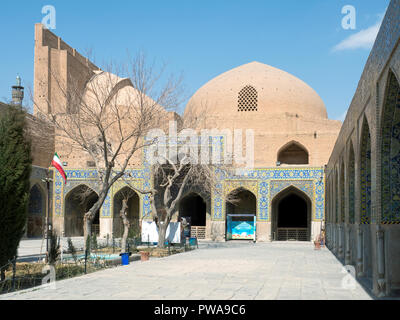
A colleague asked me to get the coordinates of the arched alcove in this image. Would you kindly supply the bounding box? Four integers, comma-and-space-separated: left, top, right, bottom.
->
225, 188, 257, 241
348, 142, 355, 224
113, 187, 140, 238
340, 161, 345, 223
360, 116, 372, 279
226, 188, 257, 216
64, 185, 99, 237
179, 193, 207, 227
277, 141, 309, 165
27, 184, 45, 238
271, 186, 311, 241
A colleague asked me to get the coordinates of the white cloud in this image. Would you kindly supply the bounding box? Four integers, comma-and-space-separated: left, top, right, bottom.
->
332, 17, 383, 52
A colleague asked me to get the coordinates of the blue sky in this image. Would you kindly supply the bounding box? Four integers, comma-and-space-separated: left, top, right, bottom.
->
0, 0, 389, 119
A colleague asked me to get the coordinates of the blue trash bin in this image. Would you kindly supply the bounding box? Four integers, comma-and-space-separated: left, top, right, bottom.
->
120, 252, 131, 266
189, 237, 197, 246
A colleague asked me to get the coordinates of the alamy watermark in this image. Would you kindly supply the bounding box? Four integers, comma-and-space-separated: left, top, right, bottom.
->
341, 5, 356, 30
146, 121, 255, 170
41, 5, 56, 30
341, 265, 357, 290
41, 265, 56, 290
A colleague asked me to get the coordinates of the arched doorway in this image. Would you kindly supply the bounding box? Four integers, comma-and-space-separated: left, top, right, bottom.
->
225, 188, 257, 241
272, 187, 311, 241
27, 184, 45, 238
64, 185, 100, 237
179, 193, 207, 239
113, 187, 140, 238
277, 141, 309, 165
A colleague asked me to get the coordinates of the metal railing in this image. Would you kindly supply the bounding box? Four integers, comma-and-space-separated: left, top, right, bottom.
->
191, 226, 206, 240
277, 228, 309, 241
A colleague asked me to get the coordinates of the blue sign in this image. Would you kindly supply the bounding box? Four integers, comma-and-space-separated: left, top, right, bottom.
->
227, 215, 256, 240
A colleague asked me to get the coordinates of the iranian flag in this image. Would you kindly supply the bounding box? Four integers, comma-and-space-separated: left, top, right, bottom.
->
52, 153, 67, 184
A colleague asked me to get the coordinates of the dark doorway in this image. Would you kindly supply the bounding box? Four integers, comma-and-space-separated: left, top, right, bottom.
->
272, 187, 311, 241
179, 193, 206, 226
113, 187, 140, 238
278, 194, 308, 228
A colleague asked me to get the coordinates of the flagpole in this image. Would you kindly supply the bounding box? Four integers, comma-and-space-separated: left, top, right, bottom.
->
43, 170, 53, 263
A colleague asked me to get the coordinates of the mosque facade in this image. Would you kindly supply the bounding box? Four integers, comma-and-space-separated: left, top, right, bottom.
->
15, 0, 400, 298
28, 23, 342, 244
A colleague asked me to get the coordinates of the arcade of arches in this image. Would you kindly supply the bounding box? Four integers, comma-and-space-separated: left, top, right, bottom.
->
325, 61, 400, 297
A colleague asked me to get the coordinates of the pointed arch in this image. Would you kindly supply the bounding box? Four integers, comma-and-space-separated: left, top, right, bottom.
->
27, 184, 46, 238
277, 141, 309, 165
113, 186, 140, 238
360, 116, 372, 224
348, 141, 355, 224
226, 187, 257, 216
335, 168, 339, 223
64, 184, 99, 237
271, 185, 312, 241
380, 69, 400, 223
340, 159, 345, 223
179, 192, 207, 227
225, 187, 257, 241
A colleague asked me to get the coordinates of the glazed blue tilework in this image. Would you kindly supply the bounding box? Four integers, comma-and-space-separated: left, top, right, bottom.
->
53, 168, 151, 218
349, 144, 355, 224
53, 135, 325, 223
381, 72, 400, 224
212, 167, 325, 222
360, 119, 372, 224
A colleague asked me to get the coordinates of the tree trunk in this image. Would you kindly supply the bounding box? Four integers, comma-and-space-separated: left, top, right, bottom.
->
158, 222, 169, 249
83, 214, 92, 251
120, 199, 130, 254
82, 188, 109, 251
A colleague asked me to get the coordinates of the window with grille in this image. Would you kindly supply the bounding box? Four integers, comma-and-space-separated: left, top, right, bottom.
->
238, 85, 258, 112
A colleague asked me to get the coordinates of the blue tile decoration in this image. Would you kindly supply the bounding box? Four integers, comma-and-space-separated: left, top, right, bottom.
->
348, 143, 355, 224
381, 71, 400, 224
360, 118, 372, 224
52, 134, 325, 225
212, 167, 324, 222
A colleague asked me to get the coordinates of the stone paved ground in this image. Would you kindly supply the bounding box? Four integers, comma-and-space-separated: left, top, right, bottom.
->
1, 242, 372, 300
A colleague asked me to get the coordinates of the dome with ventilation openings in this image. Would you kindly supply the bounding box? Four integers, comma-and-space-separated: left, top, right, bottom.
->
184, 61, 328, 124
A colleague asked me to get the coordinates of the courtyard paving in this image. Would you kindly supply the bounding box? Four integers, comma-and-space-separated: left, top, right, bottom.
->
1, 242, 372, 300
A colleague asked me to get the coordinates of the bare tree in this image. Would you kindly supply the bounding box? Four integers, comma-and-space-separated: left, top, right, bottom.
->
33, 52, 184, 248
117, 187, 137, 253
122, 107, 238, 249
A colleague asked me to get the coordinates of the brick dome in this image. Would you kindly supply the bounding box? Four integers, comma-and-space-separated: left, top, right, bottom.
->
184, 61, 328, 123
